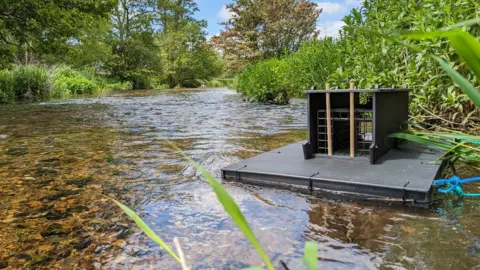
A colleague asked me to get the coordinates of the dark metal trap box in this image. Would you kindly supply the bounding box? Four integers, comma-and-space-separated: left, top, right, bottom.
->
222, 87, 445, 206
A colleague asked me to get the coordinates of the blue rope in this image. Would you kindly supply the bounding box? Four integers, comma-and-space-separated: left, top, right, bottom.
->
433, 175, 480, 198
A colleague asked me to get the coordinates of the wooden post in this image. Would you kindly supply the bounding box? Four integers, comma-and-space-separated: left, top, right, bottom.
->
349, 82, 355, 158
326, 83, 333, 156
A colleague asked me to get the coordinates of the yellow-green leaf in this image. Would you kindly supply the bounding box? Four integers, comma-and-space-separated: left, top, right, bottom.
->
402, 30, 480, 80
302, 241, 318, 270
110, 198, 181, 264
167, 141, 275, 270
430, 55, 480, 108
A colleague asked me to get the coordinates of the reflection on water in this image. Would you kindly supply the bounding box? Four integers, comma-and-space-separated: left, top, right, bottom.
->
0, 88, 479, 269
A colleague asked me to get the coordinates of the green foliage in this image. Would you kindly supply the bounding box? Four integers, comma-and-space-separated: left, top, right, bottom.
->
237, 38, 342, 103
11, 65, 49, 101
399, 30, 480, 108
389, 130, 480, 164
236, 0, 480, 121
49, 66, 97, 97
0, 70, 15, 103
159, 21, 223, 88
0, 65, 132, 103
202, 78, 236, 88
335, 0, 480, 120
0, 0, 222, 92
56, 76, 97, 95
382, 21, 480, 166
0, 0, 115, 66
213, 0, 321, 73
237, 58, 290, 104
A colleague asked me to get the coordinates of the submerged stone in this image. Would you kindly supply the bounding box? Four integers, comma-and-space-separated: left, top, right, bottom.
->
14, 253, 32, 260
73, 237, 92, 250
41, 223, 67, 237
42, 190, 80, 202
66, 205, 89, 214
5, 147, 28, 156
45, 210, 70, 220
66, 176, 93, 188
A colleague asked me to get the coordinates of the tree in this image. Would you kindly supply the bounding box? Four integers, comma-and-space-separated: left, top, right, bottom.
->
106, 0, 163, 88
0, 0, 115, 65
157, 0, 222, 88
212, 0, 320, 73
156, 0, 199, 32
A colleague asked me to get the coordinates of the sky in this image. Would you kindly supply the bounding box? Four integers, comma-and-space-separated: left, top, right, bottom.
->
195, 0, 362, 39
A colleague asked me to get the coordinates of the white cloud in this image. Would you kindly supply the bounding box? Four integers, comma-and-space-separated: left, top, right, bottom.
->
217, 5, 233, 21
316, 2, 346, 16
317, 20, 346, 39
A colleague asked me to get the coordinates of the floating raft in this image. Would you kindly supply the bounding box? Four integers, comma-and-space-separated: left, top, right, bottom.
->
222, 142, 446, 205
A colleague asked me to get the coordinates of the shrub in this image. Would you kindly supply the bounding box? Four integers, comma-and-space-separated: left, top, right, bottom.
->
59, 75, 97, 95
0, 65, 133, 103
48, 65, 99, 97
236, 58, 290, 104
50, 80, 72, 99
0, 70, 15, 103
236, 39, 341, 104
99, 81, 133, 93
11, 65, 49, 100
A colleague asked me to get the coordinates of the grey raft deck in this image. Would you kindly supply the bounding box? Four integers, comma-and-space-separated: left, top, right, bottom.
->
222, 142, 446, 205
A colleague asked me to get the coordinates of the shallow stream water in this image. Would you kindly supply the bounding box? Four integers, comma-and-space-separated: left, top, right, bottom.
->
0, 88, 479, 269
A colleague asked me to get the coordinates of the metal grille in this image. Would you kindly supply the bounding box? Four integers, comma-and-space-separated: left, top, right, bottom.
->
317, 108, 373, 156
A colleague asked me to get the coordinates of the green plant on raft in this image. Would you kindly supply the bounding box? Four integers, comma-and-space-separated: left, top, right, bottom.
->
109, 140, 319, 269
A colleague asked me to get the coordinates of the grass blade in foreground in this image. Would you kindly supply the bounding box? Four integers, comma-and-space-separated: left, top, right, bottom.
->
302, 241, 318, 270
401, 30, 480, 80
350, 25, 480, 108
110, 198, 182, 264
167, 141, 275, 270
430, 55, 480, 109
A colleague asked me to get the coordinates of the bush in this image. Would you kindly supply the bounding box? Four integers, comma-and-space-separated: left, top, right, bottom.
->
202, 78, 236, 88
236, 58, 291, 104
98, 80, 133, 92
11, 65, 49, 100
49, 65, 98, 96
0, 64, 133, 103
236, 39, 341, 104
58, 75, 97, 94
0, 70, 15, 103
235, 0, 479, 122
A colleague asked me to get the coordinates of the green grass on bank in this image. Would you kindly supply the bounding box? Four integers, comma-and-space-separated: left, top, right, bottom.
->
0, 65, 132, 103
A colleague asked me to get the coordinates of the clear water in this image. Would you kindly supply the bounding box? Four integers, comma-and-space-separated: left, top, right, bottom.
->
0, 88, 478, 269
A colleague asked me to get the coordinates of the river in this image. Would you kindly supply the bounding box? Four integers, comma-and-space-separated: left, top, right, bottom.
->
0, 88, 478, 269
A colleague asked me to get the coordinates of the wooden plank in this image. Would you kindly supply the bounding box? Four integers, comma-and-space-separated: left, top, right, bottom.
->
326, 83, 332, 156
350, 82, 355, 158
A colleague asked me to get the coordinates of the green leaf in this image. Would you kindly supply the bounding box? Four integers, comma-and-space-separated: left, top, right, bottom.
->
440, 19, 480, 31
110, 198, 182, 264
350, 26, 480, 109
402, 31, 480, 81
302, 241, 318, 270
430, 55, 480, 109
166, 141, 275, 270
